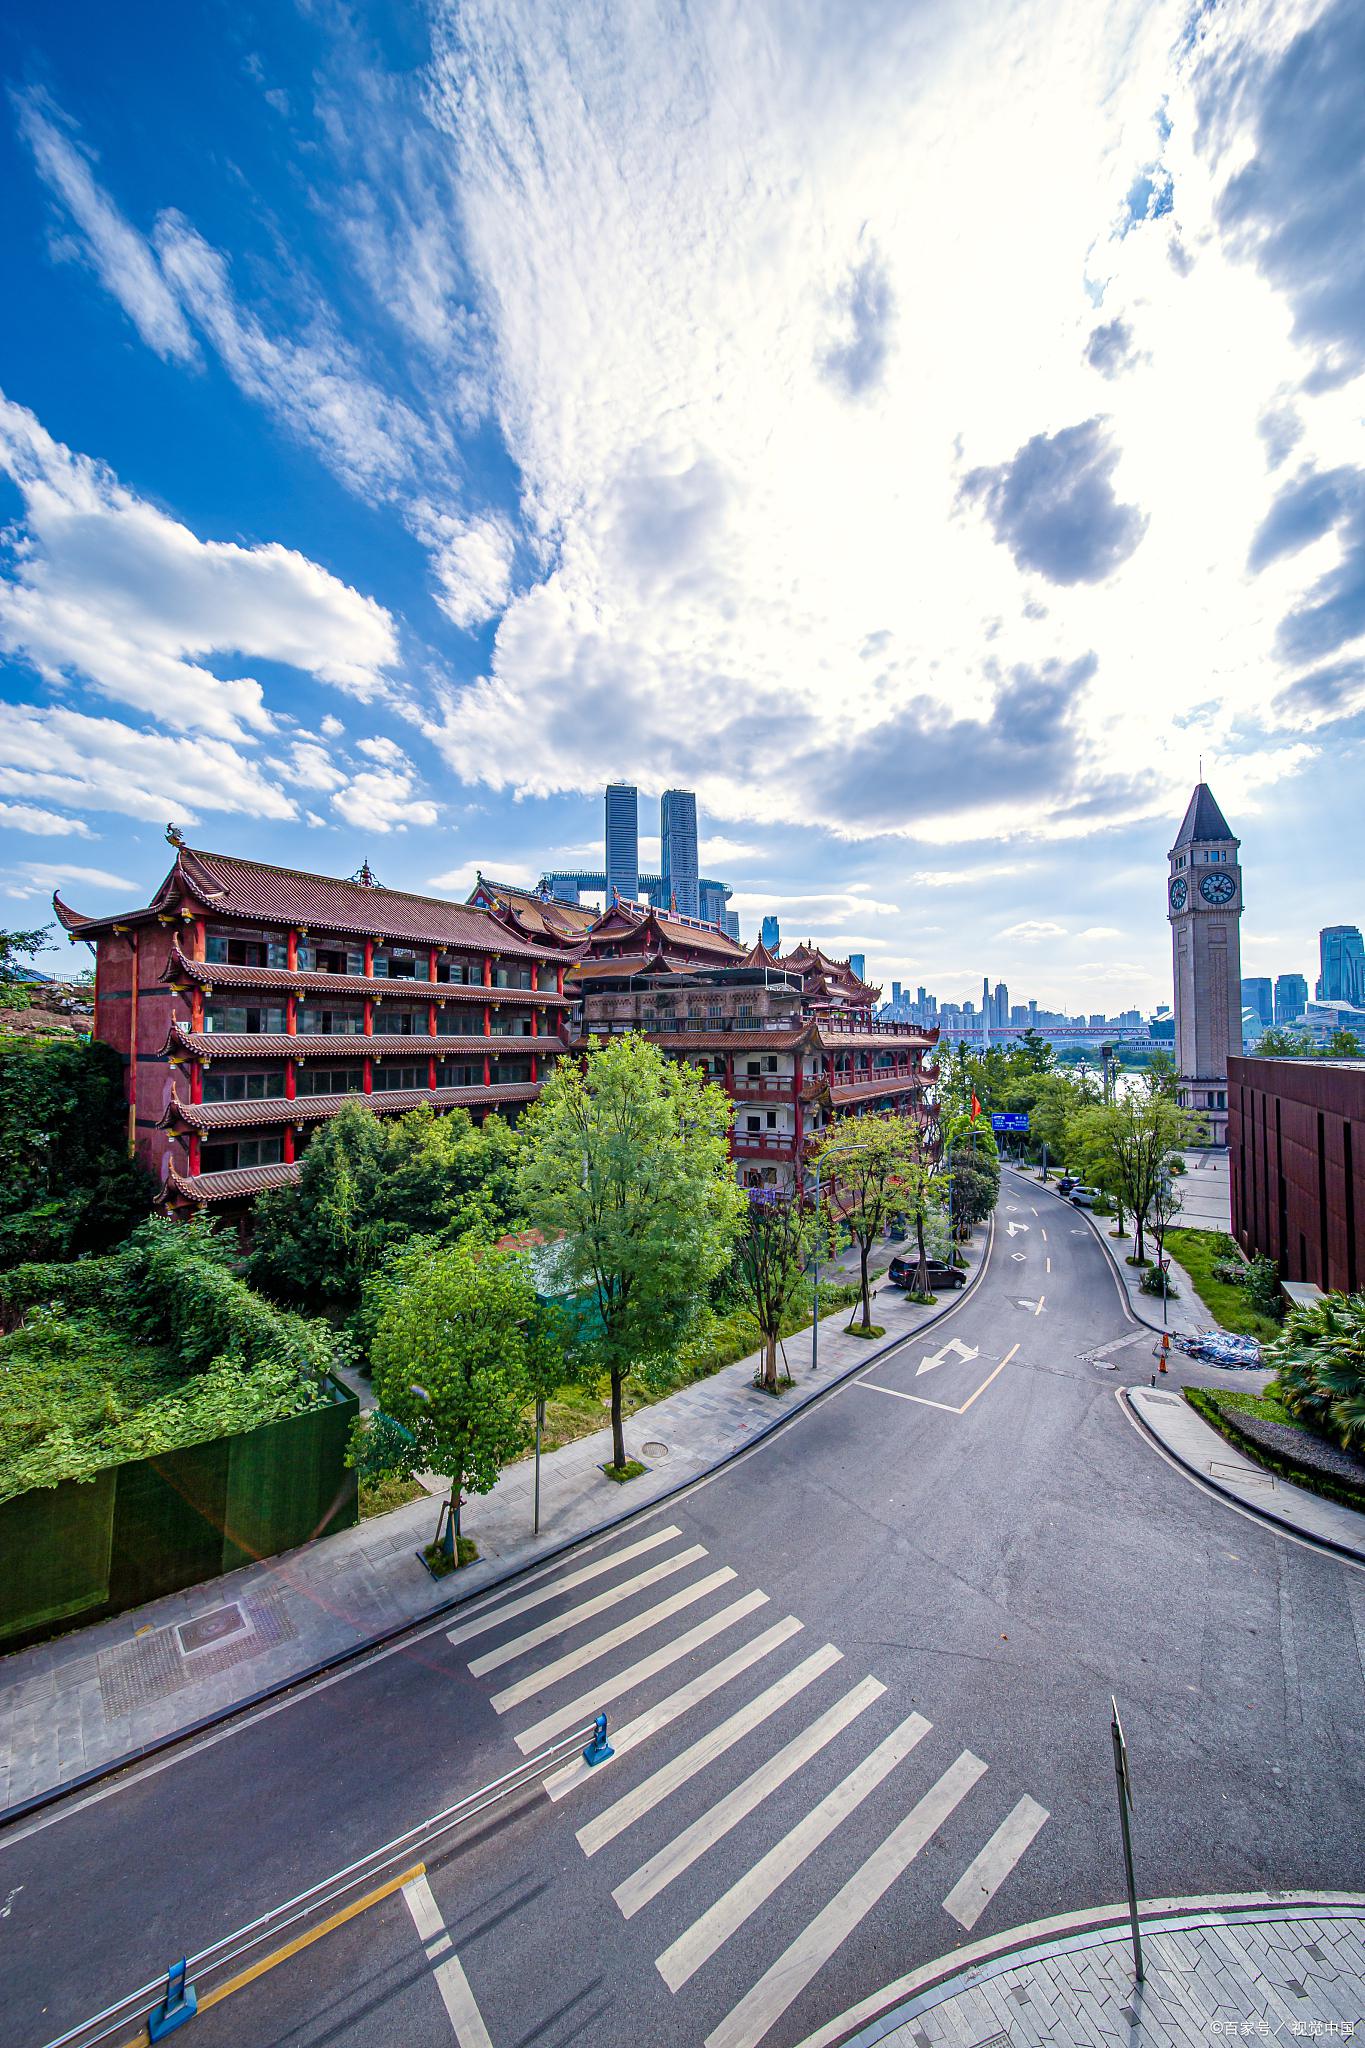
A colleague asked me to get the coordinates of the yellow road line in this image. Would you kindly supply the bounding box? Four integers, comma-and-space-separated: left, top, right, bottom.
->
119, 1862, 425, 2047
956, 1342, 1019, 1414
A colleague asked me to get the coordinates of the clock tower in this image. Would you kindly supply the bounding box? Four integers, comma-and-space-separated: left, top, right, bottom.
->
1167, 781, 1243, 1146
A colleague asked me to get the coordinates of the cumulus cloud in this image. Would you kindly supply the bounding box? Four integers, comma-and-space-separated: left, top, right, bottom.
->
0, 394, 401, 740
4, 859, 138, 902
960, 419, 1148, 585
414, 508, 516, 628
0, 802, 92, 837
331, 757, 439, 833
999, 919, 1068, 941
0, 704, 296, 824
818, 249, 895, 399
1249, 464, 1365, 666
1085, 317, 1137, 378
1078, 925, 1122, 940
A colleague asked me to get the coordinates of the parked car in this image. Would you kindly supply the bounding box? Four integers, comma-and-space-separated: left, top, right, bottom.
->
1055, 1174, 1078, 1195
887, 1256, 967, 1290
1068, 1185, 1102, 1208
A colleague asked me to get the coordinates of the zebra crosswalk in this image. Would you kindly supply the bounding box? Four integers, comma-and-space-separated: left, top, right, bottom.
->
446, 1520, 1050, 2048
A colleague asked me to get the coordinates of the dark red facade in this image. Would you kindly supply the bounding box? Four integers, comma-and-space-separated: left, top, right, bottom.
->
1228, 1056, 1364, 1294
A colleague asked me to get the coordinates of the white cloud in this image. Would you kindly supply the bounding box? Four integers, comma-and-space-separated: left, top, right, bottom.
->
415, 507, 516, 629
1078, 925, 1122, 940
0, 704, 296, 824
910, 864, 1029, 888
998, 920, 1068, 942
0, 802, 92, 837
357, 734, 407, 765
4, 859, 137, 902
320, 714, 346, 739
0, 394, 401, 740
16, 92, 198, 364
729, 887, 900, 920
331, 760, 439, 833
283, 741, 347, 792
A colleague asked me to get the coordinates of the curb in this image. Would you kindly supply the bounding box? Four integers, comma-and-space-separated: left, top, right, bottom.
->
1015, 1167, 1177, 1335
1, 1217, 996, 1832
1119, 1386, 1365, 1568
800, 1890, 1365, 2048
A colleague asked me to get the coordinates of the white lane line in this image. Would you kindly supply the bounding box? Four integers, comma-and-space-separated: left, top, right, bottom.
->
705, 1749, 988, 2048
657, 1710, 932, 1991
1046, 1257, 1052, 1274
1029, 1206, 1038, 1216
468, 1546, 708, 1675
613, 1676, 886, 1920
579, 1644, 843, 1857
942, 1794, 1050, 1931
1040, 1228, 1047, 1243
514, 1591, 769, 1754
545, 1617, 804, 1802
490, 1568, 736, 1714
402, 1873, 493, 2047
446, 1525, 683, 1649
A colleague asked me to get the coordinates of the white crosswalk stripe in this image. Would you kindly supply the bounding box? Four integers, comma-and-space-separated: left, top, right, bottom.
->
656, 1709, 932, 1991
467, 1544, 708, 1676
704, 1749, 988, 2048
490, 1567, 737, 1714
445, 1524, 684, 1650
578, 1643, 844, 1857
941, 1793, 1050, 1930
613, 1676, 886, 1920
513, 1590, 770, 1754
542, 1616, 806, 1803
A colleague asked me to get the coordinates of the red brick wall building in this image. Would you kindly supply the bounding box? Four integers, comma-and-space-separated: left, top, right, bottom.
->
1228, 1055, 1364, 1294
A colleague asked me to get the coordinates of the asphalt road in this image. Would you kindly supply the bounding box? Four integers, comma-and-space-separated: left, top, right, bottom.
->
4, 1170, 1364, 2048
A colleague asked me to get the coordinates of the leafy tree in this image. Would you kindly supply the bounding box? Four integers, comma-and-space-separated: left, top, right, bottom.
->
1069, 1093, 1202, 1260
1027, 1068, 1098, 1168
945, 1152, 998, 1237
0, 924, 52, 984
250, 1100, 523, 1311
1271, 1292, 1365, 1450
731, 1189, 819, 1391
0, 1039, 152, 1267
1252, 1026, 1303, 1058
360, 1237, 537, 1560
518, 1034, 742, 1473
813, 1112, 923, 1330
1324, 1027, 1362, 1059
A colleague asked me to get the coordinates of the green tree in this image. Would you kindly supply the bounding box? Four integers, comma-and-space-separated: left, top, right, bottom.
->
945, 1152, 997, 1238
517, 1034, 742, 1473
1272, 1292, 1365, 1450
1252, 1026, 1303, 1058
0, 1039, 152, 1267
731, 1189, 820, 1391
0, 924, 52, 997
1072, 1093, 1202, 1260
1324, 1027, 1362, 1059
361, 1237, 538, 1561
813, 1112, 922, 1330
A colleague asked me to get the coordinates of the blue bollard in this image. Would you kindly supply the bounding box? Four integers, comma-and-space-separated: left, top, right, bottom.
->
582, 1712, 614, 1766
147, 1958, 198, 2039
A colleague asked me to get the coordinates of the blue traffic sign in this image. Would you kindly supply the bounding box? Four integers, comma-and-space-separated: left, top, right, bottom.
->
991, 1112, 1030, 1132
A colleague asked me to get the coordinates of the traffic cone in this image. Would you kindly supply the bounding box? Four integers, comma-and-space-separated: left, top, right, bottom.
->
1159, 1333, 1169, 1373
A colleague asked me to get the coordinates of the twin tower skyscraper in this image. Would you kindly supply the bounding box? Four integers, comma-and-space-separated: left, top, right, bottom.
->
605, 783, 702, 920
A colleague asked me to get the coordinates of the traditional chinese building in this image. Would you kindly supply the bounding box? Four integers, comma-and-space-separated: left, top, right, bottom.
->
55, 836, 579, 1215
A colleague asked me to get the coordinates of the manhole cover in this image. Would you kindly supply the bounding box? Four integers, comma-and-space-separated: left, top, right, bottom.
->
177, 1604, 247, 1655
642, 1442, 669, 1459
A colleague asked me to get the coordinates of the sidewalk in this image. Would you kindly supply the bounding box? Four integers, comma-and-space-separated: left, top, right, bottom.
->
1016, 1170, 1204, 1337
1125, 1384, 1365, 1564
0, 1226, 986, 1818
799, 1895, 1365, 2048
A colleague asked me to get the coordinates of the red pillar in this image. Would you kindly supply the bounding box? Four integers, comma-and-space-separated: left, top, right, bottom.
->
483, 956, 493, 987
530, 1007, 539, 1039
287, 929, 298, 973
189, 1133, 201, 1176
364, 999, 373, 1036
556, 965, 564, 996
286, 994, 297, 1036
428, 1054, 438, 1092
483, 1002, 492, 1038
364, 939, 374, 978
283, 1125, 295, 1165
483, 1052, 491, 1087
285, 1061, 296, 1100
363, 1057, 373, 1094
428, 1001, 437, 1037
191, 989, 204, 1033
531, 1053, 539, 1085
191, 1061, 203, 1106
192, 918, 206, 963
428, 947, 438, 982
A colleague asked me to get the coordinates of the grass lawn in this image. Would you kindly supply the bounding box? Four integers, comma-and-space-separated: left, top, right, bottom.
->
1164, 1228, 1283, 1342
359, 1472, 428, 1519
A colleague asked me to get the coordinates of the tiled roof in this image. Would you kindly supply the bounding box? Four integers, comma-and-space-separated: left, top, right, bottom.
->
1172, 781, 1236, 848
164, 1023, 566, 1059
166, 944, 569, 1003
816, 1027, 936, 1051
164, 1081, 543, 1130
60, 842, 578, 958
579, 1026, 814, 1054
828, 1075, 929, 1106
163, 1160, 303, 1204
473, 878, 598, 938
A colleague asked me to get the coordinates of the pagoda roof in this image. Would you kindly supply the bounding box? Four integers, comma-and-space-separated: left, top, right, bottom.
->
581, 900, 744, 960
470, 875, 598, 941
1172, 782, 1237, 849
160, 1022, 567, 1061
739, 938, 783, 970
162, 1080, 543, 1131
161, 1161, 302, 1205
57, 838, 577, 959
164, 943, 569, 1004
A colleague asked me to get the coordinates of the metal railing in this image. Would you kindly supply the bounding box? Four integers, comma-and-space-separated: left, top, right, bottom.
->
43, 1716, 612, 2048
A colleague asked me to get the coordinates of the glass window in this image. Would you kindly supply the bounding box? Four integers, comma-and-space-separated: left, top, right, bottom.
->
494, 965, 534, 989
374, 1008, 425, 1035
496, 1059, 532, 1083
295, 1066, 364, 1096
435, 959, 469, 984
201, 1067, 286, 1102
438, 1062, 480, 1088
201, 1135, 284, 1173
204, 1004, 286, 1035
296, 1005, 364, 1034
374, 1063, 428, 1091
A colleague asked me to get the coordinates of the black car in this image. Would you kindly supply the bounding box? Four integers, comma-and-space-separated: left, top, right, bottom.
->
887, 1256, 967, 1291
1055, 1175, 1077, 1194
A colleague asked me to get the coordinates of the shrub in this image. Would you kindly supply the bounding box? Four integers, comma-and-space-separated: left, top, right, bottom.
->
1139, 1267, 1178, 1299
1244, 1256, 1285, 1322
1271, 1292, 1365, 1451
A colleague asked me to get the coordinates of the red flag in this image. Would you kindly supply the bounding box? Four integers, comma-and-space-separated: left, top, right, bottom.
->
970, 1092, 981, 1122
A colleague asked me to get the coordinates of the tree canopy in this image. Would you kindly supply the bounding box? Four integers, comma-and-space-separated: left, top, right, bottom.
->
812, 1112, 926, 1329
517, 1033, 742, 1473
0, 1038, 152, 1268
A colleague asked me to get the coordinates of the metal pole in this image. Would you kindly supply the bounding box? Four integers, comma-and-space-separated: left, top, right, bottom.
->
533, 1395, 544, 1535
1111, 1697, 1144, 1982
810, 1158, 820, 1373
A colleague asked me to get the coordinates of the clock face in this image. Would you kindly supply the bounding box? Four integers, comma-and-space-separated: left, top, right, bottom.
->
1169, 877, 1188, 910
1199, 870, 1236, 905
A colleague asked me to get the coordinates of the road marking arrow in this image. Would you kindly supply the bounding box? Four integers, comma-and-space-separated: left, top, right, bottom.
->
1010, 1251, 1026, 1262
1015, 1297, 1046, 1314
917, 1336, 980, 1377
1006, 1221, 1030, 1237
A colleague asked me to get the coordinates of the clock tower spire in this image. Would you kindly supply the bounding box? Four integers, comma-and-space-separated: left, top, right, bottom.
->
1167, 780, 1243, 1146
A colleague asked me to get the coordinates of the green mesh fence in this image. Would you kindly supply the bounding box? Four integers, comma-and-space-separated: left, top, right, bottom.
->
0, 1379, 357, 1650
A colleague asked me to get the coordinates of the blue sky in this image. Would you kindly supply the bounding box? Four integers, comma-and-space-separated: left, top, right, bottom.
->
2, 0, 1362, 1012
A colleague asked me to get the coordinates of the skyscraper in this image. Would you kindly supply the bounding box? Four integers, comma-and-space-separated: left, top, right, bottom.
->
660, 789, 700, 919
1274, 973, 1308, 1024
994, 980, 1009, 1029
1241, 977, 1273, 1028
849, 953, 866, 981
1168, 780, 1243, 1145
761, 915, 780, 951
1316, 926, 1365, 1007
604, 784, 639, 903
699, 879, 730, 928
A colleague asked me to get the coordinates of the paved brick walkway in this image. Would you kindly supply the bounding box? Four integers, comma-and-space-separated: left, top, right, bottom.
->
800, 1898, 1365, 2048
0, 1228, 984, 1816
